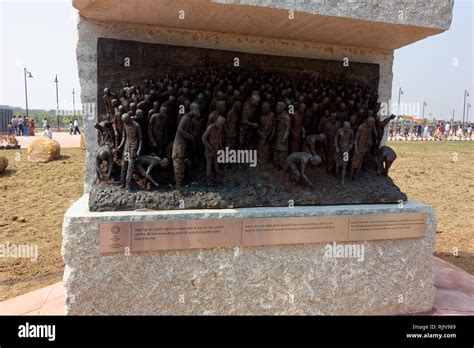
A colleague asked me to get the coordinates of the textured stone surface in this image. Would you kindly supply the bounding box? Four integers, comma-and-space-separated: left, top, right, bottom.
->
213, 0, 454, 29
0, 156, 8, 173
73, 0, 453, 50
27, 137, 61, 163
76, 18, 395, 193
62, 196, 436, 315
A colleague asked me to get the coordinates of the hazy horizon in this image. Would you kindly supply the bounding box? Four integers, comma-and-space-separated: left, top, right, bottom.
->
0, 0, 472, 121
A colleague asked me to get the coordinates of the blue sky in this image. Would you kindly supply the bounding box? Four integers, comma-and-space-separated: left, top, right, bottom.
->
0, 0, 472, 121
0, 0, 79, 112
391, 0, 473, 121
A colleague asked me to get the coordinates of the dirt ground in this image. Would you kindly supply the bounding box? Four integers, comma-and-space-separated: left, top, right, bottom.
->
0, 142, 472, 301
389, 141, 474, 274
0, 148, 84, 301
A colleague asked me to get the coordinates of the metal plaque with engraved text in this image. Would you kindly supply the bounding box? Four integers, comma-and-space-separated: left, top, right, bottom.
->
99, 213, 427, 254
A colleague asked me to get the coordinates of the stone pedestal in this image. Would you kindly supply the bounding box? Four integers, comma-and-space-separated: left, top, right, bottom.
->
66, 0, 451, 316
62, 196, 435, 315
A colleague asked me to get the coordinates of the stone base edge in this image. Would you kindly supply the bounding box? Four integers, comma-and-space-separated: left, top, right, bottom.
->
61, 195, 435, 315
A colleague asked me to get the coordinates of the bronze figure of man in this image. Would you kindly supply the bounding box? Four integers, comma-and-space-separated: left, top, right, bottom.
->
202, 115, 225, 186
148, 106, 168, 158
118, 112, 143, 190
303, 133, 327, 163
256, 101, 276, 165
321, 113, 337, 175
286, 152, 322, 187
290, 103, 306, 153
95, 146, 114, 181
274, 101, 291, 170
103, 88, 115, 120
377, 145, 397, 176
135, 155, 169, 188
113, 105, 125, 148
172, 102, 198, 191
351, 116, 376, 180
208, 100, 226, 126
225, 101, 242, 150
334, 121, 354, 187
239, 95, 260, 149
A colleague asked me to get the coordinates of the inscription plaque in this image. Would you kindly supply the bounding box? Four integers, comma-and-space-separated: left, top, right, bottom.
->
99, 213, 427, 254
241, 216, 348, 247
132, 219, 241, 252
348, 213, 427, 240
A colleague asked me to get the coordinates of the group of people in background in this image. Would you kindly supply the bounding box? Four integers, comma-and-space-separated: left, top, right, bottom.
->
388, 120, 473, 140
7, 116, 81, 139
7, 116, 36, 137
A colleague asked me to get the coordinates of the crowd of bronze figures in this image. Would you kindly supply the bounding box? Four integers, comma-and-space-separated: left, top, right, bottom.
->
95, 69, 397, 190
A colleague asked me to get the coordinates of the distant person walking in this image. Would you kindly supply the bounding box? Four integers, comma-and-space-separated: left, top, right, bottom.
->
43, 125, 52, 138
42, 118, 48, 131
69, 121, 74, 135
18, 116, 24, 136
403, 122, 410, 139
423, 124, 429, 139
438, 122, 445, 141
456, 126, 464, 139
452, 122, 458, 135
416, 123, 423, 139
73, 119, 81, 135
445, 122, 451, 139
29, 118, 36, 136
11, 116, 18, 136
23, 117, 29, 137
7, 122, 13, 135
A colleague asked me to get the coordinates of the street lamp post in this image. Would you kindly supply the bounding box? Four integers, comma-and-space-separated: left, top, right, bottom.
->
467, 103, 471, 124
24, 68, 33, 119
397, 87, 404, 128
54, 75, 60, 130
462, 89, 470, 128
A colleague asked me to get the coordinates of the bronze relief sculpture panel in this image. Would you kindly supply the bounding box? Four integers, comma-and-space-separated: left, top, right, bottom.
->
91, 38, 404, 211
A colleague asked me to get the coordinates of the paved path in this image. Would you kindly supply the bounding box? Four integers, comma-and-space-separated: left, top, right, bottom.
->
16, 133, 82, 149
0, 257, 472, 315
